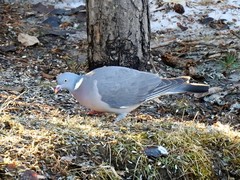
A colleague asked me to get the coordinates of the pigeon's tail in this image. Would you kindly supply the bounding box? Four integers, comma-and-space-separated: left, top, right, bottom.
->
145, 76, 209, 101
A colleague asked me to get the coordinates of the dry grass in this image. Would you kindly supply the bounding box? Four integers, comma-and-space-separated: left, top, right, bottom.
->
0, 101, 239, 179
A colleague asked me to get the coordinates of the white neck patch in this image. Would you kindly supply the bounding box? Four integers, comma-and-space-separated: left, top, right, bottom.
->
74, 78, 83, 90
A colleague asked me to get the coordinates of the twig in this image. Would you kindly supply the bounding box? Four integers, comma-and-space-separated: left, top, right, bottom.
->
230, 30, 240, 39
133, 156, 142, 179
192, 111, 199, 122
149, 57, 158, 73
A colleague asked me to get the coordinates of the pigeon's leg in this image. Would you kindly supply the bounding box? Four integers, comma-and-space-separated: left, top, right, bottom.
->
114, 113, 128, 123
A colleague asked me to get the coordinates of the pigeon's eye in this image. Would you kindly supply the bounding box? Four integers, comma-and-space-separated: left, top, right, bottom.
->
64, 79, 67, 82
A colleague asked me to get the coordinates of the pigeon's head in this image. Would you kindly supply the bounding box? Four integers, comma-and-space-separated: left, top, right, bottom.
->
55, 72, 82, 93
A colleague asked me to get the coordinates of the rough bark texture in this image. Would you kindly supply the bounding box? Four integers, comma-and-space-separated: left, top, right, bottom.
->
87, 0, 150, 70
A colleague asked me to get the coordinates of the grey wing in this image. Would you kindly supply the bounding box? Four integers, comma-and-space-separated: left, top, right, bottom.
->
91, 67, 161, 108
145, 77, 190, 100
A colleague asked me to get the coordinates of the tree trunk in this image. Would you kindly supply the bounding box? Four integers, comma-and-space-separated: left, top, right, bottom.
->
87, 0, 150, 70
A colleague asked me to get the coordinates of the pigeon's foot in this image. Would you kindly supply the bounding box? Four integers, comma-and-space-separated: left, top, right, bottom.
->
114, 113, 128, 123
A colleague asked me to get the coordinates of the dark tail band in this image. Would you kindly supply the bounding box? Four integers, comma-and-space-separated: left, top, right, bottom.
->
183, 83, 209, 93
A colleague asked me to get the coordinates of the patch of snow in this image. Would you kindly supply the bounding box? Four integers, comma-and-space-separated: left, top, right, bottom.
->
54, 0, 85, 9
7, 0, 86, 9
150, 0, 240, 32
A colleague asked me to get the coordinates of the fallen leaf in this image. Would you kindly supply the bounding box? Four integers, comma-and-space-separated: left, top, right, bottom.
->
177, 22, 188, 31
41, 72, 55, 79
173, 3, 185, 14
20, 170, 45, 180
18, 33, 40, 47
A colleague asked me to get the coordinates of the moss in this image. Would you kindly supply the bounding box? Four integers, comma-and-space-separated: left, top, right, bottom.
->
93, 122, 239, 179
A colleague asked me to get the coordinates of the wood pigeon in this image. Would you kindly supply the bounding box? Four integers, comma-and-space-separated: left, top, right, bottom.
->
55, 66, 209, 122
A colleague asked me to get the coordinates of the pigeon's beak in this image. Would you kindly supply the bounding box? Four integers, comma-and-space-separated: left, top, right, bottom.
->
54, 85, 61, 94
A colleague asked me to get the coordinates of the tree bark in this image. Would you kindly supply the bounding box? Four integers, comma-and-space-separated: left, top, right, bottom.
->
87, 0, 150, 70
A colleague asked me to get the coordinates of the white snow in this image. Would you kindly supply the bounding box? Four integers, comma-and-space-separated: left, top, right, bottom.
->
149, 0, 240, 32
54, 0, 85, 9
18, 0, 86, 9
